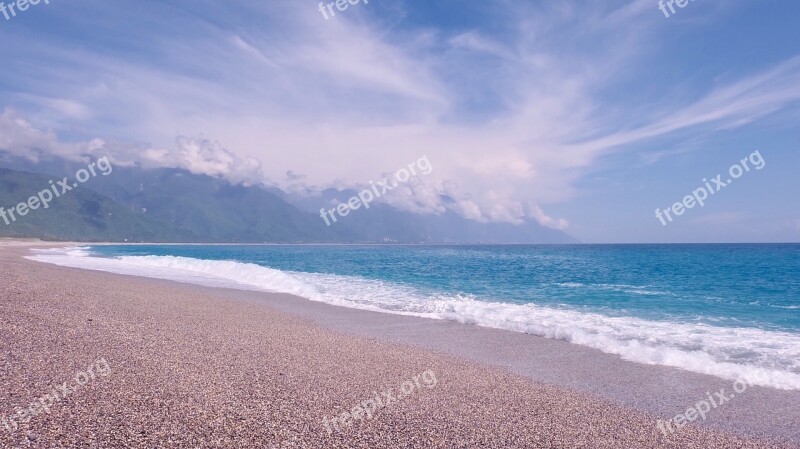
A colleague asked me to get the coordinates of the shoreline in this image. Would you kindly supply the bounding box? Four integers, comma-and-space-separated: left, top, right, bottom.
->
1, 242, 797, 447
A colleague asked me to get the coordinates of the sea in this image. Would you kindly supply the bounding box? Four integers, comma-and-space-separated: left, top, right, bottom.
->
29, 244, 800, 390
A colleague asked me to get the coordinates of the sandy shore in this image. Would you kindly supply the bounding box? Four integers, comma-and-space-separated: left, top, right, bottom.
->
0, 243, 795, 448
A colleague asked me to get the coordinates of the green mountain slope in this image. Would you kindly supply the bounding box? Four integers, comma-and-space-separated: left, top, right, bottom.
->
87, 168, 358, 242
0, 168, 197, 241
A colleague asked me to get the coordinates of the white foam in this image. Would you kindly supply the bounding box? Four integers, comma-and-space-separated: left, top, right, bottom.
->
28, 247, 800, 390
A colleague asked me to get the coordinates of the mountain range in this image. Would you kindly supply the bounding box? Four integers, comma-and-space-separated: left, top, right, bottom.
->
0, 153, 577, 243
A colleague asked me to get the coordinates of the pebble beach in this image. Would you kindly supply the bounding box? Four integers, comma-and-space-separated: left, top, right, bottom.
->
0, 242, 795, 448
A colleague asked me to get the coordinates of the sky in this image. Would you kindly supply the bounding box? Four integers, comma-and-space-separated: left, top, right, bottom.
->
0, 0, 799, 243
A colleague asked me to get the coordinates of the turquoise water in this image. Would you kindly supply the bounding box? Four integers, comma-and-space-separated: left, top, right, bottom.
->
30, 244, 800, 389
91, 244, 799, 331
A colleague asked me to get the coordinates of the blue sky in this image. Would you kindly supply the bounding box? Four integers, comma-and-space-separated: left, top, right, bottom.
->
0, 0, 798, 242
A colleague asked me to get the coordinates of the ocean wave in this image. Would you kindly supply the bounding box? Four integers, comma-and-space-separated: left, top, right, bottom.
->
28, 246, 800, 390
554, 282, 674, 296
